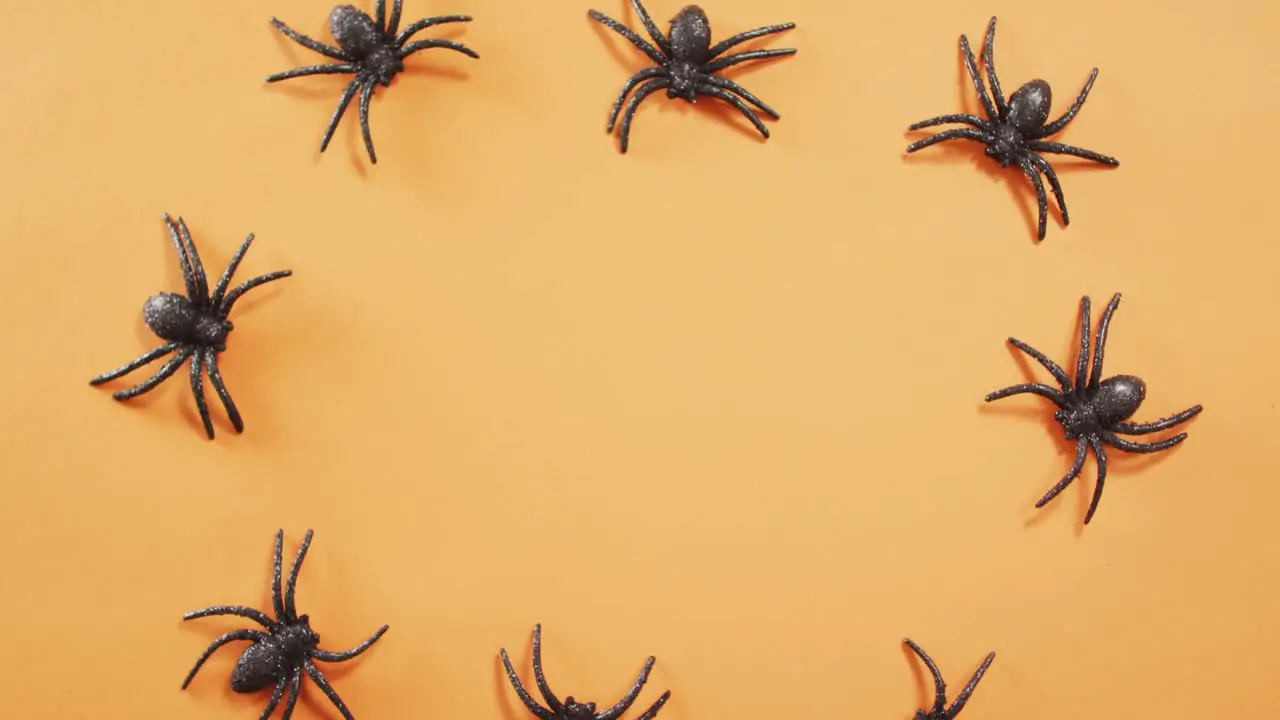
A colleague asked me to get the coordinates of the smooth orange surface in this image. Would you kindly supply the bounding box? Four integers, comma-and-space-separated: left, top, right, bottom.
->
1, 1, 1278, 718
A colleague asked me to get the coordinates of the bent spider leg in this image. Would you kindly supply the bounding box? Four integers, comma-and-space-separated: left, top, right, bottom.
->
90, 342, 181, 385
904, 128, 992, 153
357, 82, 378, 164
902, 639, 947, 714
204, 349, 244, 433
1027, 154, 1069, 230
1083, 436, 1109, 524
272, 529, 287, 620
1099, 430, 1188, 453
374, 0, 386, 33
319, 78, 363, 153
607, 67, 668, 132
1088, 293, 1122, 388
259, 677, 289, 720
1032, 68, 1099, 139
618, 77, 671, 153
1072, 295, 1093, 395
181, 629, 269, 688
175, 217, 211, 302
220, 271, 294, 316
706, 23, 796, 59
311, 625, 391, 662
499, 647, 556, 719
1007, 338, 1073, 392
946, 652, 996, 718
633, 691, 672, 720
394, 15, 473, 46
984, 382, 1066, 406
530, 625, 563, 712
1113, 405, 1203, 435
283, 529, 314, 622
958, 32, 998, 122
698, 86, 770, 139
182, 605, 277, 630
399, 38, 481, 59
700, 75, 779, 118
189, 351, 215, 439
597, 657, 657, 720
980, 17, 1006, 116
703, 48, 795, 74
1025, 140, 1119, 166
304, 659, 357, 720
1034, 440, 1088, 508
1018, 160, 1050, 241
266, 64, 359, 83
907, 114, 991, 131
162, 213, 201, 301
112, 348, 193, 400
587, 11, 667, 66
209, 233, 254, 309
279, 671, 303, 720
269, 18, 352, 61
629, 0, 672, 56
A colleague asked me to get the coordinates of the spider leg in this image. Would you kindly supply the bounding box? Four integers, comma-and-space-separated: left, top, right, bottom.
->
902, 639, 947, 715
617, 77, 671, 153
283, 529, 314, 622
587, 10, 668, 66
597, 656, 657, 720
1070, 296, 1093, 398
959, 31, 999, 122
697, 86, 770, 139
189, 351, 214, 439
316, 77, 364, 155
1025, 140, 1119, 167
303, 659, 360, 720
207, 233, 253, 309
219, 271, 294, 317
703, 48, 795, 74
706, 23, 796, 59
946, 651, 996, 718
1018, 160, 1050, 241
181, 629, 268, 688
983, 382, 1066, 406
395, 15, 472, 46
311, 625, 391, 662
907, 114, 990, 131
182, 605, 277, 630
111, 348, 193, 400
279, 671, 303, 720
904, 128, 992, 153
1007, 338, 1073, 393
629, 0, 672, 56
1034, 440, 1088, 509
1113, 405, 1204, 435
257, 678, 288, 720
499, 646, 556, 719
1083, 436, 1109, 524
980, 17, 1006, 116
606, 67, 668, 132
1088, 293, 1122, 389
1031, 68, 1099, 139
358, 81, 378, 164
89, 342, 181, 385
633, 691, 672, 720
269, 18, 352, 61
374, 0, 386, 33
399, 38, 481, 60
271, 529, 287, 621
162, 213, 201, 302
699, 75, 779, 118
204, 349, 244, 433
530, 624, 563, 712
1099, 430, 1189, 454
174, 216, 210, 302
266, 63, 359, 83
1027, 154, 1069, 231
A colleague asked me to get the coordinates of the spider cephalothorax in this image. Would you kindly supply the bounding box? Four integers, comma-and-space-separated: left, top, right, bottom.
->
500, 624, 671, 720
986, 293, 1204, 524
267, 0, 478, 164
903, 639, 995, 720
904, 16, 1118, 241
89, 214, 291, 440
181, 530, 389, 720
588, 0, 796, 153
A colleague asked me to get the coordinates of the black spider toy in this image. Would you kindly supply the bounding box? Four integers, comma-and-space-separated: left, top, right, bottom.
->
588, 0, 796, 153
985, 293, 1203, 524
903, 639, 995, 720
267, 0, 478, 164
500, 624, 671, 720
904, 16, 1118, 241
181, 529, 389, 720
89, 214, 291, 440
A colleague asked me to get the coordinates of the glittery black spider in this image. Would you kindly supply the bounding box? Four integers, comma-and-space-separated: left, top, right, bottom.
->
181, 529, 389, 720
500, 624, 671, 720
89, 214, 291, 440
986, 293, 1204, 524
905, 16, 1118, 241
267, 0, 478, 164
903, 639, 995, 720
588, 1, 795, 153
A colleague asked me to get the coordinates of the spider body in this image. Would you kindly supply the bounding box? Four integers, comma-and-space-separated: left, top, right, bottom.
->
905, 17, 1118, 241
985, 293, 1204, 524
89, 214, 291, 440
588, 0, 796, 153
182, 530, 389, 720
500, 624, 671, 720
267, 0, 478, 164
903, 639, 994, 720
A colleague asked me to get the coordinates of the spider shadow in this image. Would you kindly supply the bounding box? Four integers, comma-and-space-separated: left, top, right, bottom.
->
494, 632, 537, 720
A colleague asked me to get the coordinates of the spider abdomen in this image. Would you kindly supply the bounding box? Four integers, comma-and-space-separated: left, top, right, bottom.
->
1007, 79, 1053, 132
669, 5, 712, 62
1091, 374, 1147, 425
142, 293, 229, 348
330, 5, 384, 58
230, 640, 288, 693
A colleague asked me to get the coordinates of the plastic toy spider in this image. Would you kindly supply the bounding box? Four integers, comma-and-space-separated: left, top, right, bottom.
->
267, 0, 479, 164
89, 214, 291, 440
904, 16, 1118, 241
588, 0, 796, 153
985, 293, 1204, 524
903, 639, 995, 720
500, 624, 671, 720
181, 529, 389, 720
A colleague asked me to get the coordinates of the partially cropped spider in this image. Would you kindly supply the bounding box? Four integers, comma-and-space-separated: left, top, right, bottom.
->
904, 639, 995, 720
267, 0, 478, 164
905, 16, 1118, 241
89, 214, 291, 440
588, 1, 796, 153
500, 624, 671, 720
181, 529, 389, 720
986, 293, 1204, 524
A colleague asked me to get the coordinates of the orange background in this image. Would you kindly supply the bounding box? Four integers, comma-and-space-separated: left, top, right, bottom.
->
1, 0, 1277, 718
